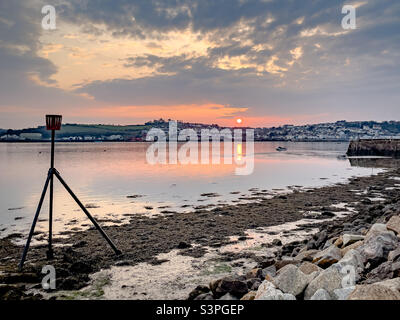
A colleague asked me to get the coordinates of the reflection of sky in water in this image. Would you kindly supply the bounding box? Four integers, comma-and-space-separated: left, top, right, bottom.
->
0, 141, 382, 238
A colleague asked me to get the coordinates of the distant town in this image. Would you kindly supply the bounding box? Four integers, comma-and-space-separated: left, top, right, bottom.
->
1, 119, 400, 142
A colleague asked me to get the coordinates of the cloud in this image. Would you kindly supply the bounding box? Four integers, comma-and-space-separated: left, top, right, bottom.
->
1, 0, 400, 128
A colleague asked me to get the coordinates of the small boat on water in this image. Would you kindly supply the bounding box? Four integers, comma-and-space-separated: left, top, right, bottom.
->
276, 146, 287, 152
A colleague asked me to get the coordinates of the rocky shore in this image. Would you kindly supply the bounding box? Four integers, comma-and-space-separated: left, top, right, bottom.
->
188, 177, 400, 300
1, 166, 400, 300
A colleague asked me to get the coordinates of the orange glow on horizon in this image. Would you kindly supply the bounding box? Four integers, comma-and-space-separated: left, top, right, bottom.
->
60, 104, 294, 128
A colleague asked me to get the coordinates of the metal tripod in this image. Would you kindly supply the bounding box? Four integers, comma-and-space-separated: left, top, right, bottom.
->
18, 130, 121, 271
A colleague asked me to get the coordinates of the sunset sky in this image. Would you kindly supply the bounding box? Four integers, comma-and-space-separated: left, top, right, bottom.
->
0, 0, 399, 129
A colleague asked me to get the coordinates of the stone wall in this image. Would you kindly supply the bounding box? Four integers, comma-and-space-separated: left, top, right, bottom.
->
347, 139, 400, 157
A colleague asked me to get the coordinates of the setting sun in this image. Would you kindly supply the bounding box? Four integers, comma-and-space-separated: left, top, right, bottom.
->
236, 118, 243, 124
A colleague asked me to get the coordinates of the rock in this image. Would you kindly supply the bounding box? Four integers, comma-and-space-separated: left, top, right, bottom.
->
188, 285, 210, 300
294, 249, 319, 262
219, 293, 238, 300
177, 241, 191, 249
0, 273, 39, 284
272, 264, 315, 297
364, 223, 389, 240
321, 211, 335, 217
0, 284, 26, 300
392, 262, 400, 277
387, 215, 400, 235
272, 239, 282, 246
304, 266, 343, 300
307, 230, 327, 250
275, 258, 299, 270
333, 249, 364, 284
365, 261, 395, 284
348, 278, 400, 300
254, 281, 296, 300
336, 249, 364, 270
240, 291, 257, 300
246, 278, 262, 291
256, 258, 275, 269
332, 287, 355, 300
340, 240, 363, 256
310, 288, 331, 300
322, 239, 333, 250
261, 265, 276, 279
246, 268, 262, 280
312, 245, 342, 268
358, 231, 399, 268
342, 234, 365, 247
388, 247, 400, 261
209, 279, 221, 294
299, 261, 322, 275
115, 260, 131, 266
303, 211, 321, 219
194, 293, 214, 300
213, 276, 248, 298
334, 236, 343, 248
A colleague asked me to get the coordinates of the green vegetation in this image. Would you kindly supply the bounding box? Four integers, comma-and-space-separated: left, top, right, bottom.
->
2, 123, 152, 140
202, 262, 232, 276
56, 274, 111, 300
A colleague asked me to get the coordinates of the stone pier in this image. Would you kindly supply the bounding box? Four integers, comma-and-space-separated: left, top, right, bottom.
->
347, 139, 400, 157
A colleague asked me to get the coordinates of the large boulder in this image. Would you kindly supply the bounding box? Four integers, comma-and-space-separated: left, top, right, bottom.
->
340, 240, 363, 256
194, 293, 214, 300
336, 249, 364, 270
334, 249, 364, 284
245, 268, 263, 280
358, 231, 399, 268
255, 281, 296, 300
211, 276, 248, 298
219, 293, 238, 300
306, 230, 328, 250
261, 265, 277, 279
364, 223, 389, 240
272, 264, 316, 297
294, 249, 319, 262
299, 261, 322, 275
312, 245, 342, 268
332, 287, 355, 300
386, 215, 400, 235
188, 285, 210, 300
275, 257, 299, 270
310, 288, 331, 300
342, 234, 365, 247
304, 266, 343, 300
348, 278, 400, 300
365, 261, 395, 284
240, 291, 257, 300
388, 247, 400, 262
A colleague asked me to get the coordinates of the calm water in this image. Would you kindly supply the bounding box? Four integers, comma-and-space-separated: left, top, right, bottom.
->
0, 141, 381, 239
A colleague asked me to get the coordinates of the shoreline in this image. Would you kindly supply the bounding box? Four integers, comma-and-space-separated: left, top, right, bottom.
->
0, 140, 351, 143
1, 165, 400, 299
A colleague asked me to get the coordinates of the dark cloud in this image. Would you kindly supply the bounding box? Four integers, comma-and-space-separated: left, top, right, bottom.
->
1, 0, 400, 127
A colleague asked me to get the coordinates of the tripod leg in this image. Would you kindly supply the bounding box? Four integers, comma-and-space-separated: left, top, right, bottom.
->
19, 170, 52, 271
47, 173, 54, 259
53, 170, 121, 255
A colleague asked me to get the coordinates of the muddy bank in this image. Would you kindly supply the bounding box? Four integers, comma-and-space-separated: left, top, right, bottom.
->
1, 167, 400, 299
